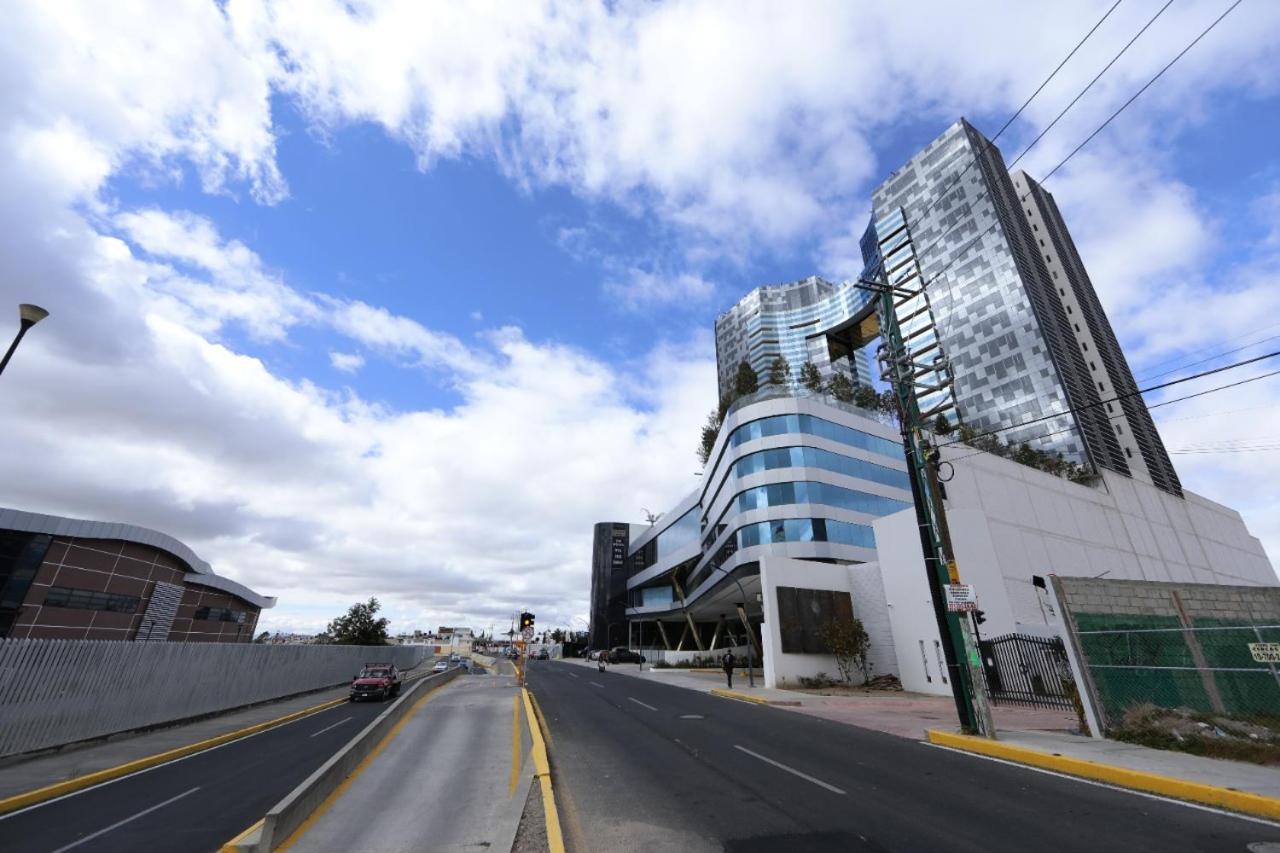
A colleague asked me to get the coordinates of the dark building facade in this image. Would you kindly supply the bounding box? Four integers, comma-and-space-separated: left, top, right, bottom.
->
0, 508, 275, 642
588, 522, 631, 650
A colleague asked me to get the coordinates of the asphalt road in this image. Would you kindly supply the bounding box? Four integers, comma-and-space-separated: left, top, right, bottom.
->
0, 660, 453, 853
528, 660, 1280, 853
289, 669, 532, 852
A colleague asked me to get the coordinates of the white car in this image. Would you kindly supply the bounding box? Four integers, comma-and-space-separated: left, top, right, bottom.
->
432, 660, 449, 672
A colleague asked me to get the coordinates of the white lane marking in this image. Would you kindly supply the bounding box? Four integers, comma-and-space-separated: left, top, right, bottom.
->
310, 716, 353, 737
628, 697, 658, 712
733, 745, 846, 795
922, 743, 1280, 828
590, 681, 605, 688
566, 673, 580, 679
50, 786, 200, 852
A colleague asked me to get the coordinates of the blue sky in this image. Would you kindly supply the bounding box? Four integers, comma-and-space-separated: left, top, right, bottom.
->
2, 1, 1278, 633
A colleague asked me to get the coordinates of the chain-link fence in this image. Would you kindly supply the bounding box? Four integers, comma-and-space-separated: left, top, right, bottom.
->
1072, 619, 1280, 760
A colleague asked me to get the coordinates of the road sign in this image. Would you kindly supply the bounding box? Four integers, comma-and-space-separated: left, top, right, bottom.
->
1249, 642, 1280, 663
945, 584, 976, 613
522, 626, 534, 642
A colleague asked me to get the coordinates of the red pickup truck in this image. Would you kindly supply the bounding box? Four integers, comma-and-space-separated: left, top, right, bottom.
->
349, 663, 401, 702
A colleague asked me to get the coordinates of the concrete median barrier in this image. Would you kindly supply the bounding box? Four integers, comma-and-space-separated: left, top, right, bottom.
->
244, 666, 462, 851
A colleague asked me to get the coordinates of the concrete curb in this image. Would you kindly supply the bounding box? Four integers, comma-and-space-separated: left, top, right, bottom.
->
250, 667, 462, 851
926, 729, 1280, 821
0, 696, 346, 818
710, 688, 769, 705
522, 688, 566, 853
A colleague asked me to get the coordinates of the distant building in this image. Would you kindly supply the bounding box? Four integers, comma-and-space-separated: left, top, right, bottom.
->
0, 507, 275, 642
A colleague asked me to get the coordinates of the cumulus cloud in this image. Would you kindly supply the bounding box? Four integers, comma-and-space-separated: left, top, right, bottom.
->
2, 0, 1279, 634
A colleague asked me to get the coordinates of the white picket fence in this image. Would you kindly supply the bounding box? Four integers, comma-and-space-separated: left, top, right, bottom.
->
0, 639, 431, 758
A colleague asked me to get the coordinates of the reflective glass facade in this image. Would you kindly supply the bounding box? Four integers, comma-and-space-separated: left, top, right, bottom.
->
733, 445, 911, 492
866, 118, 1123, 467
728, 413, 902, 459
714, 276, 874, 400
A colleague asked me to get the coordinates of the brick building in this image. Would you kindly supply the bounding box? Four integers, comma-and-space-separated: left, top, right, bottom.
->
0, 507, 275, 642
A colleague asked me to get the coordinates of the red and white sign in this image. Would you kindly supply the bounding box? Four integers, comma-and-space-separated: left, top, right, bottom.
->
945, 584, 977, 613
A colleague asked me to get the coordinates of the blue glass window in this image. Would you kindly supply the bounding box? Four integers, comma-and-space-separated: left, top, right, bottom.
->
732, 446, 910, 491
732, 481, 910, 519
728, 414, 902, 460
655, 507, 700, 561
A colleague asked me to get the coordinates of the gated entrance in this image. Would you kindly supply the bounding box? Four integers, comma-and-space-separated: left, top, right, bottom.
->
978, 632, 1075, 710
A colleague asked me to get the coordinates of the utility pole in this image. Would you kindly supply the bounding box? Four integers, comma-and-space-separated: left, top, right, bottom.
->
855, 253, 996, 737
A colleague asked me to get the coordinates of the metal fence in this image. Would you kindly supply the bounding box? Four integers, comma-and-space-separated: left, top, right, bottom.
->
0, 639, 431, 758
1073, 621, 1280, 732
977, 632, 1075, 710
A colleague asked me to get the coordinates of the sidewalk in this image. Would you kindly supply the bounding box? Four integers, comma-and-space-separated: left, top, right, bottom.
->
562, 658, 1074, 739
929, 728, 1280, 819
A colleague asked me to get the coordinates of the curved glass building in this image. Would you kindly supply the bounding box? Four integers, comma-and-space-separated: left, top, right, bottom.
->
590, 391, 910, 652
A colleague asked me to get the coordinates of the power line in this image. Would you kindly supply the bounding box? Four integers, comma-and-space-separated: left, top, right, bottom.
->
942, 366, 1280, 465
936, 350, 1280, 450
899, 0, 1125, 238
1136, 330, 1280, 383
1042, 0, 1247, 182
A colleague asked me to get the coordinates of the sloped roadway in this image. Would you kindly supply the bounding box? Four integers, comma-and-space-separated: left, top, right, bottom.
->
0, 661, 444, 852
527, 660, 1280, 853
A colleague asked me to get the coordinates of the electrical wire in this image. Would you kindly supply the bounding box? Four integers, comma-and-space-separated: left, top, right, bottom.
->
942, 366, 1280, 465
1135, 330, 1280, 383
935, 351, 1280, 450
1041, 0, 1247, 182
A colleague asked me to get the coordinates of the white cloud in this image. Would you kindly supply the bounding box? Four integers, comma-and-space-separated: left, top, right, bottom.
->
3, 0, 1280, 632
329, 351, 365, 373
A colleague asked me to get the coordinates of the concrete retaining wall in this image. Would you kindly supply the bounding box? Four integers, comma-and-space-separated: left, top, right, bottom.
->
255, 667, 462, 850
0, 639, 430, 758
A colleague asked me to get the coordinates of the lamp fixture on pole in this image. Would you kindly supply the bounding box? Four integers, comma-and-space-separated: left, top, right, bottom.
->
0, 304, 50, 379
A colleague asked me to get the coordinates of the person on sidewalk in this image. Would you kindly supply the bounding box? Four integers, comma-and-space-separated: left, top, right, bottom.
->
721, 649, 736, 688
597, 649, 609, 673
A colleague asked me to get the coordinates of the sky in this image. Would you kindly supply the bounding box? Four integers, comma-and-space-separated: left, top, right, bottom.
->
1, 0, 1278, 637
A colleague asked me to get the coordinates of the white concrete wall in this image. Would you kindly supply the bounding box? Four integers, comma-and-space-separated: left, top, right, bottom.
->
871, 441, 1277, 695
758, 556, 898, 688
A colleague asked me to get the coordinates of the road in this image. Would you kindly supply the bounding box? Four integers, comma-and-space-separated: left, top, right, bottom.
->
528, 660, 1280, 853
287, 667, 532, 852
0, 660, 447, 853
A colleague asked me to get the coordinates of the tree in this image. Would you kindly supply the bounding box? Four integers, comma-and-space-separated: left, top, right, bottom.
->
734, 360, 759, 397
767, 356, 791, 387
933, 413, 954, 435
697, 409, 721, 465
551, 628, 565, 643
799, 361, 824, 394
853, 383, 879, 411
826, 371, 855, 403
325, 598, 390, 646
819, 617, 871, 684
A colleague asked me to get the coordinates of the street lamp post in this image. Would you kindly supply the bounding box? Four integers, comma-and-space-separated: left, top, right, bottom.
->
0, 304, 49, 378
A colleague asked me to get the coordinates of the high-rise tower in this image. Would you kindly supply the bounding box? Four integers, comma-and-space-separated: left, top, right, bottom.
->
714, 276, 872, 400
864, 118, 1177, 492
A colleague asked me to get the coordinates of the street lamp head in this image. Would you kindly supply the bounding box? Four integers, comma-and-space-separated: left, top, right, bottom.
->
18, 304, 49, 328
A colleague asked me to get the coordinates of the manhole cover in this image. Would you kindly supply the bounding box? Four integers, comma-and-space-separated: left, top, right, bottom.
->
680, 714, 704, 719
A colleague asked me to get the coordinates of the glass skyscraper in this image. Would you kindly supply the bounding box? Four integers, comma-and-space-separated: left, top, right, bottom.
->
864, 118, 1178, 493
714, 276, 873, 400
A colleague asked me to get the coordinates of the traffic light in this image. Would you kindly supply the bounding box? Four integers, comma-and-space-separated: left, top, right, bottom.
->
519, 612, 535, 630
973, 609, 986, 626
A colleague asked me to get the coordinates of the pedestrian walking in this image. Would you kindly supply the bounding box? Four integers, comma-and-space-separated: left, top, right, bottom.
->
598, 649, 609, 673
721, 649, 736, 688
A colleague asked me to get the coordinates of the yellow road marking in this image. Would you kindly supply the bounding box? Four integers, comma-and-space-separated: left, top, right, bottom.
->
926, 729, 1280, 821
0, 697, 346, 817
277, 677, 454, 850
710, 688, 768, 705
522, 688, 566, 853
218, 817, 263, 853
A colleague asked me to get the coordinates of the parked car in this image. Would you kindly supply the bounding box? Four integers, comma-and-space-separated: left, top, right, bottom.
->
609, 647, 646, 664
432, 659, 449, 672
350, 663, 401, 702
535, 649, 550, 660
449, 653, 461, 663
